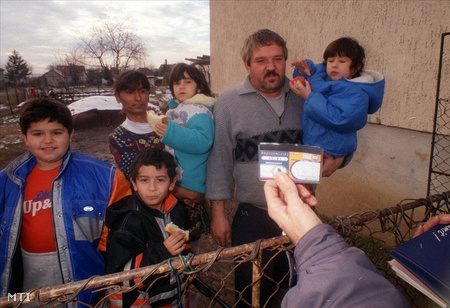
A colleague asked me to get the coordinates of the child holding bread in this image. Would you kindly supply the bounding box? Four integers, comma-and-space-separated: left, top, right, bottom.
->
148, 63, 215, 242
105, 148, 191, 307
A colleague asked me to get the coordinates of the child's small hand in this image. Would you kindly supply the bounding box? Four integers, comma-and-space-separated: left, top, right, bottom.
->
154, 121, 168, 137
163, 231, 186, 256
290, 59, 311, 76
289, 78, 312, 100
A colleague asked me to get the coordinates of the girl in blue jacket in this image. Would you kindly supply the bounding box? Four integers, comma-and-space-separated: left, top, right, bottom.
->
151, 63, 215, 243
290, 37, 385, 158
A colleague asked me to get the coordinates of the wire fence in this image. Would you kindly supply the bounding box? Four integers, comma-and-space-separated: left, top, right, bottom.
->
428, 97, 450, 196
427, 32, 449, 196
1, 190, 449, 308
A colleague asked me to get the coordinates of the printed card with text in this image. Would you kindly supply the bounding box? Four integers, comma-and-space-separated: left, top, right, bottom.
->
259, 143, 323, 184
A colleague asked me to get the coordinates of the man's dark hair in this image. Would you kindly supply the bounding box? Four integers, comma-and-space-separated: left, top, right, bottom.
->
129, 148, 177, 182
113, 70, 150, 94
323, 37, 366, 77
20, 97, 73, 135
241, 29, 288, 66
168, 63, 212, 98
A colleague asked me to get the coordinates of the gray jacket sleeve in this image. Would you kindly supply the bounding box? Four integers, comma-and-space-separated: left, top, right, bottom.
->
282, 224, 410, 308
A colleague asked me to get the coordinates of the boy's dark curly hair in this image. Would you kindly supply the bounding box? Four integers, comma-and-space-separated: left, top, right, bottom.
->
129, 148, 177, 182
20, 97, 73, 135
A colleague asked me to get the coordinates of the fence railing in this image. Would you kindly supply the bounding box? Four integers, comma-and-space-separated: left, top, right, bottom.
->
1, 191, 449, 308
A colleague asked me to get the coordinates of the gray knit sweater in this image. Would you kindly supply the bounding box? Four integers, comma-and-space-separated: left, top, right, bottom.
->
206, 76, 303, 210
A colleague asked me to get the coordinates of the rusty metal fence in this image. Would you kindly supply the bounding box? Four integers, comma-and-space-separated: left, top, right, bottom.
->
1, 191, 449, 308
427, 32, 450, 196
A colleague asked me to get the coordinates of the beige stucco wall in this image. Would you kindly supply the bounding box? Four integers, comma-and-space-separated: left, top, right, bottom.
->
209, 1, 449, 220
210, 0, 449, 132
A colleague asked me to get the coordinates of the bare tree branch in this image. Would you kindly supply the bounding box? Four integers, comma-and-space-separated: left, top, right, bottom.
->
76, 20, 148, 81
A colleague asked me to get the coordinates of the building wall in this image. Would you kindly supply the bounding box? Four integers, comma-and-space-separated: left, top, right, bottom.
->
42, 70, 65, 88
209, 1, 449, 218
210, 0, 449, 133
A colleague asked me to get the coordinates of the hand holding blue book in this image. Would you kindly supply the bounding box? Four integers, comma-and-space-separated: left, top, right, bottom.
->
390, 224, 450, 306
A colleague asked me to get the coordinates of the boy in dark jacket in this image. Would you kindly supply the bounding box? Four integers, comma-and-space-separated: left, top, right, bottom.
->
105, 148, 190, 308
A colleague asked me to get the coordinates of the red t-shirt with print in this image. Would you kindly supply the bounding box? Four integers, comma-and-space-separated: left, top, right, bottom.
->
20, 166, 60, 253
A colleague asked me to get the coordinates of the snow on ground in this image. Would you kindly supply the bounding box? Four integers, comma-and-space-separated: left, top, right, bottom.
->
67, 90, 171, 116
67, 96, 122, 116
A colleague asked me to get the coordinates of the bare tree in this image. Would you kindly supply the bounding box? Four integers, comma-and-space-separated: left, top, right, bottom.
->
77, 21, 147, 81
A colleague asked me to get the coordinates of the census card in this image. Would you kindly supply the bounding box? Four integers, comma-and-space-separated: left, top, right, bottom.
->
259, 143, 323, 184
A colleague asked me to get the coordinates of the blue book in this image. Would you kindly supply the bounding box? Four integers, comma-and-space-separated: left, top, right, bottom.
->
390, 224, 450, 306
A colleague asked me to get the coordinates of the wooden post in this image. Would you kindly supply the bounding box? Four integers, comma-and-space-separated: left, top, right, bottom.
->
252, 252, 262, 307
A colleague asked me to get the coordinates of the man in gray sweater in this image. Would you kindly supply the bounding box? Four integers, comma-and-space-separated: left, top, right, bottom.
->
206, 29, 347, 307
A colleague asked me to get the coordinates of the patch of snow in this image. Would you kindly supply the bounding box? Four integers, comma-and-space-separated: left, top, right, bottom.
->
0, 115, 19, 125
67, 96, 122, 116
148, 103, 162, 113
10, 138, 22, 144
64, 93, 170, 116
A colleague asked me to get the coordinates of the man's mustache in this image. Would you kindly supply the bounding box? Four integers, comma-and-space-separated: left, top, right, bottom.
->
264, 70, 280, 78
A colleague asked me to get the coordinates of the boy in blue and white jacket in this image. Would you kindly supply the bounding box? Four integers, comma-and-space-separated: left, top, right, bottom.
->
290, 37, 385, 158
0, 98, 131, 307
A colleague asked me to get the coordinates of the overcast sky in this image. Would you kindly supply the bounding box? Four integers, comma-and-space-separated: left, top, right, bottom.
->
0, 0, 210, 75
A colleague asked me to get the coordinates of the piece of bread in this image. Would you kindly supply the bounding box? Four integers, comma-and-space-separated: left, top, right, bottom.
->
147, 110, 168, 130
164, 222, 189, 241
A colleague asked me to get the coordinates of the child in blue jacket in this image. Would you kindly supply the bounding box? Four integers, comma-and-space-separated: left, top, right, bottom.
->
0, 98, 131, 307
290, 37, 385, 158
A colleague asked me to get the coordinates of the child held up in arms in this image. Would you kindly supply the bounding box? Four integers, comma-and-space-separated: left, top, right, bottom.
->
290, 37, 385, 159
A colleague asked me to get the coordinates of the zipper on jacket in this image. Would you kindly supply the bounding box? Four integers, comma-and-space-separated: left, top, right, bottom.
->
256, 91, 287, 126
51, 179, 67, 284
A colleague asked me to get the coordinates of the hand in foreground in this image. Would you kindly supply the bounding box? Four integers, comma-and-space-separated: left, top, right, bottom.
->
264, 172, 321, 245
291, 59, 311, 76
163, 231, 186, 256
322, 154, 344, 177
154, 121, 168, 137
413, 214, 450, 238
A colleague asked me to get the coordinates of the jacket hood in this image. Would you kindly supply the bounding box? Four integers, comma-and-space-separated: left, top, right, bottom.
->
343, 70, 385, 114
300, 61, 385, 115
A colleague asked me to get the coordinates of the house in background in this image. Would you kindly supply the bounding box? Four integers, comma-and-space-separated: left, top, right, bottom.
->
137, 67, 156, 88
41, 65, 86, 88
57, 65, 86, 85
156, 60, 175, 86
41, 69, 66, 88
186, 55, 210, 86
